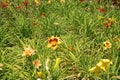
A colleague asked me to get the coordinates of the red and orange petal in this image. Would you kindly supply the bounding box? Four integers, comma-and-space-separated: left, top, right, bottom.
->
48, 36, 61, 45
97, 7, 106, 14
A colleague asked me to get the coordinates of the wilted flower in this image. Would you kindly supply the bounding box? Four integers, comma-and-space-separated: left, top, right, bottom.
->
54, 58, 61, 69
97, 7, 106, 14
67, 45, 75, 51
32, 59, 41, 68
85, 7, 91, 11
103, 40, 111, 49
47, 36, 61, 50
23, 1, 28, 7
22, 45, 35, 57
60, 0, 65, 3
1, 3, 7, 8
0, 63, 4, 70
41, 13, 46, 17
46, 58, 50, 74
33, 22, 37, 26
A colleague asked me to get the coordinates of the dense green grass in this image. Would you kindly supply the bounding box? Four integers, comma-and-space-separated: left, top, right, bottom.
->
0, 0, 120, 80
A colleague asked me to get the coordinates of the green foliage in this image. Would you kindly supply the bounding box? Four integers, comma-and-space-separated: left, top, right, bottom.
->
0, 0, 120, 80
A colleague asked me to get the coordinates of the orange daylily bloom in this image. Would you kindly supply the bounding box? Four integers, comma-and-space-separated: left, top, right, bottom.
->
104, 18, 116, 28
22, 45, 35, 57
103, 40, 111, 49
32, 59, 41, 68
47, 36, 61, 50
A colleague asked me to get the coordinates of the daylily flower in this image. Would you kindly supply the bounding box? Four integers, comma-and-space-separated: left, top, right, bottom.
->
97, 15, 103, 20
22, 45, 35, 57
54, 58, 61, 69
37, 71, 43, 78
89, 59, 112, 75
32, 59, 41, 68
89, 65, 100, 76
34, 0, 40, 6
46, 36, 61, 50
104, 18, 116, 28
0, 63, 3, 70
97, 59, 113, 72
97, 7, 106, 14
103, 40, 111, 49
60, 0, 65, 3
